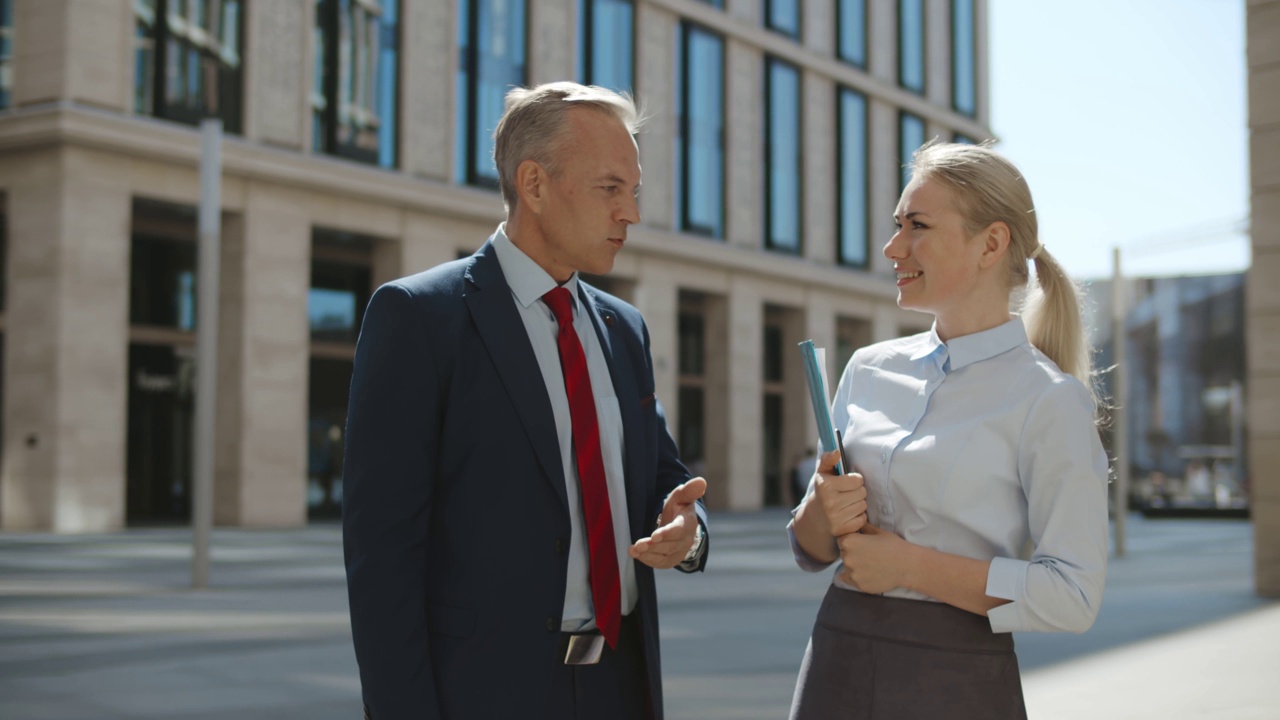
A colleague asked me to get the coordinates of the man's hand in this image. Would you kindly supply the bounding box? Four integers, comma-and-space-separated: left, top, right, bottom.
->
629, 477, 706, 569
810, 450, 868, 537
837, 523, 913, 595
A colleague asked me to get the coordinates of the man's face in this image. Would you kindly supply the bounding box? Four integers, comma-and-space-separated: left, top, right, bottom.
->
535, 109, 642, 282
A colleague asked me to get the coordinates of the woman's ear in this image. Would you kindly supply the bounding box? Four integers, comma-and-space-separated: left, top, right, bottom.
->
978, 221, 1011, 270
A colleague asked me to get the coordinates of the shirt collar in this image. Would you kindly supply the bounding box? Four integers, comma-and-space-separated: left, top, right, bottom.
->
491, 223, 581, 315
944, 317, 1029, 372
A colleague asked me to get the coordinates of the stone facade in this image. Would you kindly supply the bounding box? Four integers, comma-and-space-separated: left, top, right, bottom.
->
0, 0, 990, 531
1248, 0, 1280, 597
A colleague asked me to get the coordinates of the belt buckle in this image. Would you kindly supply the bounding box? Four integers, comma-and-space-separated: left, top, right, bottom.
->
563, 632, 605, 665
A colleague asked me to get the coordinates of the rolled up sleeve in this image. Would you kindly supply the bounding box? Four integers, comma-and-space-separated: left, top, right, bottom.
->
986, 378, 1110, 634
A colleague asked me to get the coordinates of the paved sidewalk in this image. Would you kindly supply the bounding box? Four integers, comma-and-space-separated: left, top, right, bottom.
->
0, 513, 1273, 719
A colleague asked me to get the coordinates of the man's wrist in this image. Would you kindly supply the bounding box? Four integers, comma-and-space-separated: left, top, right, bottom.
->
682, 521, 705, 563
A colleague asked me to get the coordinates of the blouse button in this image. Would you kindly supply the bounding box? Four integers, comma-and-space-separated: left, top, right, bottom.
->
880, 452, 888, 463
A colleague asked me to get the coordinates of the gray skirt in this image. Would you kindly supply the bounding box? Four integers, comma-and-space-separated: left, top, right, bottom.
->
789, 586, 1027, 720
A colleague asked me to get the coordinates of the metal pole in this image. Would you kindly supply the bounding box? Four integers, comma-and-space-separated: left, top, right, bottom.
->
1230, 380, 1244, 493
1111, 247, 1129, 558
193, 119, 222, 589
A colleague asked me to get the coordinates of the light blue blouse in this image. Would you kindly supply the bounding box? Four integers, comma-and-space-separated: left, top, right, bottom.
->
789, 318, 1109, 634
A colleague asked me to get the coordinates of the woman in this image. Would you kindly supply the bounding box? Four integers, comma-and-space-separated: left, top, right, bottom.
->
787, 140, 1109, 719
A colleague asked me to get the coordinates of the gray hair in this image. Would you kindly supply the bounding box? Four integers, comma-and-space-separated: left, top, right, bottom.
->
493, 82, 643, 211
909, 140, 1097, 410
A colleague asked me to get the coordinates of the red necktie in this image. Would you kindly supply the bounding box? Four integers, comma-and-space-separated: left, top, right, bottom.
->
543, 287, 622, 648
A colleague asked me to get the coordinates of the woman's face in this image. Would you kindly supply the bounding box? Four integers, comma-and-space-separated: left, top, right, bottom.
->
885, 177, 1008, 340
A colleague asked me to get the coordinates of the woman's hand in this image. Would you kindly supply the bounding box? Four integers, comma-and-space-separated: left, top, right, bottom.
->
838, 523, 914, 595
809, 450, 869, 537
791, 450, 868, 564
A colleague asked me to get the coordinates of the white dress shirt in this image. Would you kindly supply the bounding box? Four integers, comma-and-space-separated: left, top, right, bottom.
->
491, 226, 638, 630
789, 317, 1109, 634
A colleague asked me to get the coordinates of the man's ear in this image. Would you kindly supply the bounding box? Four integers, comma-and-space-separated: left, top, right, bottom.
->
978, 221, 1011, 269
516, 159, 548, 213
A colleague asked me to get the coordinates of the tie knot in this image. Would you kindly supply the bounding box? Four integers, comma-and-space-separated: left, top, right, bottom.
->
543, 287, 574, 326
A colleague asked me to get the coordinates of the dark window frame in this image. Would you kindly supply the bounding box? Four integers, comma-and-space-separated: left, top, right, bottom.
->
836, 86, 870, 269
835, 0, 867, 68
764, 0, 801, 39
579, 0, 635, 93
764, 56, 802, 255
678, 20, 726, 239
899, 110, 926, 192
312, 0, 401, 168
458, 0, 529, 188
141, 0, 246, 134
897, 0, 925, 94
0, 0, 12, 110
951, 0, 977, 117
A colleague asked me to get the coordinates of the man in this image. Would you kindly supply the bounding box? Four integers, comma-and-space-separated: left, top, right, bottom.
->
342, 82, 709, 720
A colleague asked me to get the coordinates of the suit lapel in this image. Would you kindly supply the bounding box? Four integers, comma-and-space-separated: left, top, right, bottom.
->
579, 285, 649, 539
464, 245, 569, 513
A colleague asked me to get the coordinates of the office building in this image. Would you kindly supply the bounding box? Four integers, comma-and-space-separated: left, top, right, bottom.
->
1247, 0, 1279, 596
0, 0, 990, 531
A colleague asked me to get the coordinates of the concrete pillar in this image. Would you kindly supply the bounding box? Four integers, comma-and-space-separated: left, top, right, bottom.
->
871, 302, 898, 343
866, 0, 897, 85
244, 0, 308, 148
11, 0, 133, 110
635, 3, 678, 232
869, 98, 900, 276
802, 0, 835, 55
725, 0, 761, 25
634, 259, 680, 436
726, 279, 763, 510
401, 0, 456, 180
214, 183, 310, 527
924, 0, 952, 110
803, 72, 837, 265
529, 0, 576, 85
1247, 0, 1280, 597
805, 293, 838, 410
725, 38, 763, 250
1, 147, 130, 531
974, 0, 991, 125
702, 292, 731, 510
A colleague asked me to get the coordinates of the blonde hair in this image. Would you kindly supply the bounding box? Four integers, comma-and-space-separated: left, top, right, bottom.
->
909, 140, 1096, 406
493, 82, 643, 212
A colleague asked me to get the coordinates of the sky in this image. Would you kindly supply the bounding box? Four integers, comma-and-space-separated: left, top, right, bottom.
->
988, 0, 1250, 281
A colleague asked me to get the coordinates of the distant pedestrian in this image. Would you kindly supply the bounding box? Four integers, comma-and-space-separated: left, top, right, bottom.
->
787, 141, 1109, 719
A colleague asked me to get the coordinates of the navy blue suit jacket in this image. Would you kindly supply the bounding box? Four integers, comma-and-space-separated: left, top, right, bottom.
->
342, 240, 708, 719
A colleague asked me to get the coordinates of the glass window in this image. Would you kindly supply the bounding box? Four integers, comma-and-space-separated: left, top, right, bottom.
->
836, 0, 865, 67
677, 22, 724, 238
310, 259, 371, 344
765, 58, 801, 254
133, 0, 244, 132
952, 0, 976, 116
953, 131, 977, 144
313, 0, 400, 168
763, 324, 783, 382
131, 234, 198, 331
838, 87, 868, 267
899, 111, 926, 191
766, 0, 799, 38
695, 0, 723, 7
457, 0, 527, 186
578, 0, 633, 94
678, 312, 705, 376
0, 0, 13, 109
898, 0, 925, 93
